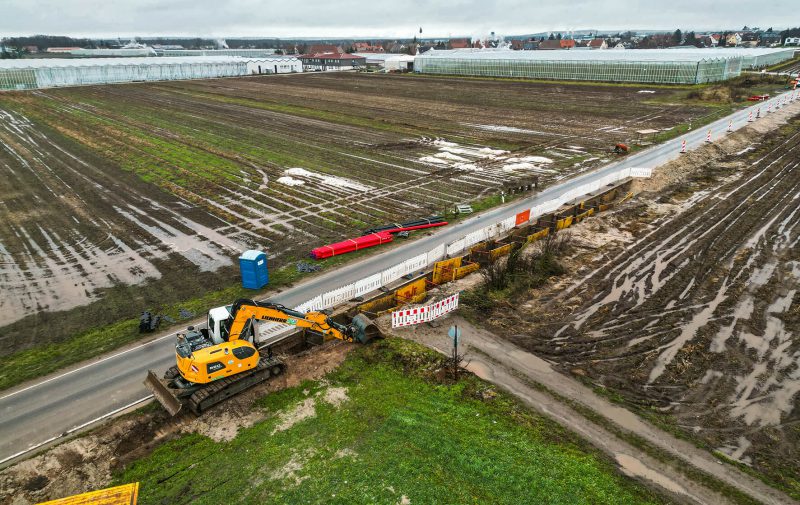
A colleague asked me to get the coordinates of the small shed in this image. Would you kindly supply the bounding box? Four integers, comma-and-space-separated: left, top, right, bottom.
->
239, 250, 269, 289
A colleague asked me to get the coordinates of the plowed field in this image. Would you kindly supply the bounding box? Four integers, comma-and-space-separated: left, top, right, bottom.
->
0, 73, 713, 354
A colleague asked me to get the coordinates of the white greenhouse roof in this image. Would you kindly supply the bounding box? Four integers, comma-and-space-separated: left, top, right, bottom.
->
354, 53, 415, 62
0, 56, 293, 70
416, 47, 793, 63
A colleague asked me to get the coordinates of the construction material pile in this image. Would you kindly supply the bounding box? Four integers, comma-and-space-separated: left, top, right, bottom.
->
310, 216, 448, 260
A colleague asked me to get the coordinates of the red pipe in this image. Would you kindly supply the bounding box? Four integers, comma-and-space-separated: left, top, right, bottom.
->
310, 222, 449, 260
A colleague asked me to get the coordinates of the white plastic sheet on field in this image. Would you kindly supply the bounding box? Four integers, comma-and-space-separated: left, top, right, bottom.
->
354, 273, 382, 297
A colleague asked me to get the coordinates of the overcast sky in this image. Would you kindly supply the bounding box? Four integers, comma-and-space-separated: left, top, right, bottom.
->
1, 0, 796, 39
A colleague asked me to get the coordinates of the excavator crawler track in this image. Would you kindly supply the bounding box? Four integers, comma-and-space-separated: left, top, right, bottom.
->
187, 357, 286, 415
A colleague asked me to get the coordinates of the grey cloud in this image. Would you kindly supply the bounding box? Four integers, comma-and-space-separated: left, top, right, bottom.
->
0, 0, 795, 38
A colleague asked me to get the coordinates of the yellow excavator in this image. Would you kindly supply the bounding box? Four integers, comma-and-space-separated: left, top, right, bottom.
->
145, 299, 378, 415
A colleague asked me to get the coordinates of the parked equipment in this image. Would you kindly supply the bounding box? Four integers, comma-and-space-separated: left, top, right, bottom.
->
613, 143, 630, 155
145, 299, 378, 415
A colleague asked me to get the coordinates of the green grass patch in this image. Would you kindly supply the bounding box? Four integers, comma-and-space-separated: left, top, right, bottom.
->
115, 338, 666, 505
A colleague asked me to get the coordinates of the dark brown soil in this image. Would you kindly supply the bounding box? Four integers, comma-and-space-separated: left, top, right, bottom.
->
477, 114, 800, 498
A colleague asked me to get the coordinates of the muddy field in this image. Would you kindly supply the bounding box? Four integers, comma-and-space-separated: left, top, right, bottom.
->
0, 73, 713, 353
485, 112, 800, 496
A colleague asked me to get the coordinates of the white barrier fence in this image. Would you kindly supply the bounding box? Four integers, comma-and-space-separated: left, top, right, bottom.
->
259, 165, 649, 343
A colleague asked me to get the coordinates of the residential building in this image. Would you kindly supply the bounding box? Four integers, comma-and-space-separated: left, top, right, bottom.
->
307, 44, 343, 55
588, 38, 608, 49
299, 52, 366, 71
785, 37, 800, 46
448, 38, 471, 49
759, 32, 781, 46
726, 33, 742, 46
538, 39, 575, 50
353, 42, 384, 52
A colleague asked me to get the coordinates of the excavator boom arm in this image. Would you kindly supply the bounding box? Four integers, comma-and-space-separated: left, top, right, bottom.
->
227, 299, 352, 342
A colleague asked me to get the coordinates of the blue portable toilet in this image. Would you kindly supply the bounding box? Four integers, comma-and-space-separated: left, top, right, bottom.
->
239, 250, 269, 289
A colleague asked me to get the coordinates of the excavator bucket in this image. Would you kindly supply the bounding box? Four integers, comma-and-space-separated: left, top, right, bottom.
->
144, 370, 184, 416
350, 313, 381, 343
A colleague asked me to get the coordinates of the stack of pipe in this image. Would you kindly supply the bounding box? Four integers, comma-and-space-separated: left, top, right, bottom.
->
363, 216, 445, 235
310, 232, 394, 260
310, 220, 448, 260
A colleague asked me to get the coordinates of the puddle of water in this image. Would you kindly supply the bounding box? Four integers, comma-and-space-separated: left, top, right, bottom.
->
615, 453, 688, 496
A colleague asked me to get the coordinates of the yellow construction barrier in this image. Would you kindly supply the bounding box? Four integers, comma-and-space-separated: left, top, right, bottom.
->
454, 262, 480, 279
489, 243, 514, 261
432, 257, 462, 284
37, 483, 139, 505
526, 228, 550, 244
556, 215, 574, 231
395, 278, 427, 304
358, 292, 396, 315
575, 208, 595, 223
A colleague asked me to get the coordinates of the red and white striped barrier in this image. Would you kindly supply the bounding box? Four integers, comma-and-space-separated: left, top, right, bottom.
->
727, 120, 733, 133
680, 139, 686, 153
767, 103, 772, 113
391, 293, 460, 328
747, 110, 753, 122
705, 130, 712, 143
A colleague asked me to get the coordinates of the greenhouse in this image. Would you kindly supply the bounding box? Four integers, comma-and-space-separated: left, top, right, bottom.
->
0, 56, 297, 90
414, 48, 795, 84
160, 49, 277, 57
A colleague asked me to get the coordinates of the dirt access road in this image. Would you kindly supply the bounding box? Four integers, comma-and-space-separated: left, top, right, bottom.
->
393, 315, 796, 505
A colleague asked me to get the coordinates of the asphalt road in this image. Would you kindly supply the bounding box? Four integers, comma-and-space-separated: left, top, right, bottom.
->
1, 91, 795, 466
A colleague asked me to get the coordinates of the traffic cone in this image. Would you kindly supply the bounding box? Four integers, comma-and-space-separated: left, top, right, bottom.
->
727, 120, 733, 132
680, 139, 686, 153
747, 110, 753, 122
706, 130, 712, 143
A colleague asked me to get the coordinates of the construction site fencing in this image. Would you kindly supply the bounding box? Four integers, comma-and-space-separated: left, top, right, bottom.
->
256, 165, 652, 344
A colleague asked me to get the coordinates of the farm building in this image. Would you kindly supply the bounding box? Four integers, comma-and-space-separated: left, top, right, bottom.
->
299, 52, 366, 71
414, 47, 796, 84
0, 56, 299, 91
355, 53, 415, 72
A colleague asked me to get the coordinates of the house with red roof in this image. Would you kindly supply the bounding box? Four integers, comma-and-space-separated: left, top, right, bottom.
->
588, 38, 608, 49
299, 52, 366, 71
